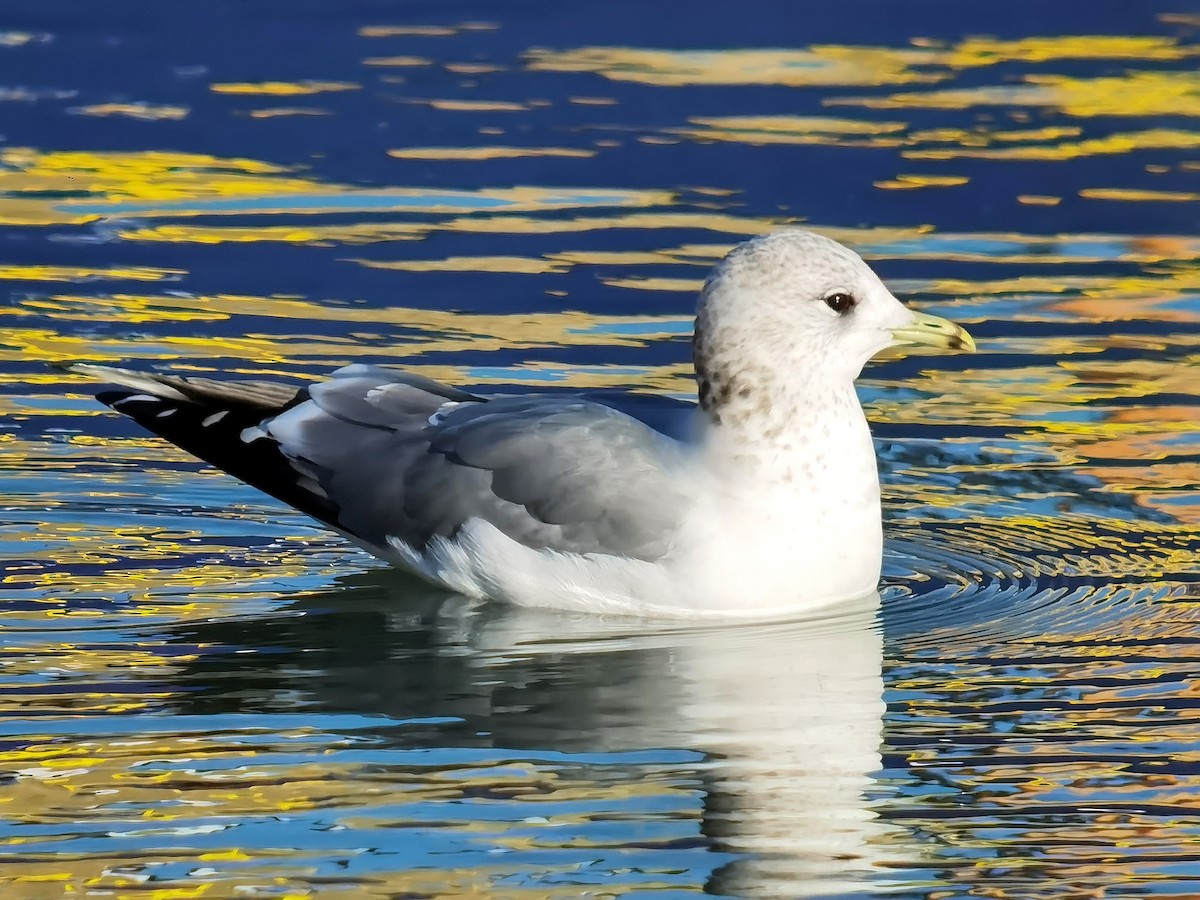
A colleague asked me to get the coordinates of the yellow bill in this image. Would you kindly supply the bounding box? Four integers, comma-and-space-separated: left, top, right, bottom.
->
889, 310, 976, 353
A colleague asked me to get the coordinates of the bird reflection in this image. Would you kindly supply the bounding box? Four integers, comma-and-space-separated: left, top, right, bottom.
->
162, 571, 899, 896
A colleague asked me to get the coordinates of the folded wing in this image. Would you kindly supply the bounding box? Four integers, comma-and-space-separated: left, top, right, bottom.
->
74, 364, 688, 564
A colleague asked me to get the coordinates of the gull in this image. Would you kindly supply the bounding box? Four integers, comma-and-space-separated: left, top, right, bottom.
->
64, 230, 973, 617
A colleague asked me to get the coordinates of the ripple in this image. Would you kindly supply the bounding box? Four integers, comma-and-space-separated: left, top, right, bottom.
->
882, 512, 1199, 645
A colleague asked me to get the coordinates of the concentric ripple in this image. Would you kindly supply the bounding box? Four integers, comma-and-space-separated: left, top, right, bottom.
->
883, 515, 1198, 641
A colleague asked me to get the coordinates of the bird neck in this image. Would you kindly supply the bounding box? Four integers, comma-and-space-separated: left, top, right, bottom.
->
681, 318, 885, 602
686, 373, 885, 606
691, 313, 880, 513
700, 378, 876, 485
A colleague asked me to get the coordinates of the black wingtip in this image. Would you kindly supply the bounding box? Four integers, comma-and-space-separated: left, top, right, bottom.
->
92, 387, 341, 529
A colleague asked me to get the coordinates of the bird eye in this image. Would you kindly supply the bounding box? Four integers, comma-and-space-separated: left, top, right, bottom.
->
823, 292, 856, 314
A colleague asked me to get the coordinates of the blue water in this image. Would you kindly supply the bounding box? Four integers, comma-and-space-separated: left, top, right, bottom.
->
1, 1, 1198, 896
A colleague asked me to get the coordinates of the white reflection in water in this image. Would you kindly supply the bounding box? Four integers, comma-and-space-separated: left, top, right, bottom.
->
457, 590, 898, 896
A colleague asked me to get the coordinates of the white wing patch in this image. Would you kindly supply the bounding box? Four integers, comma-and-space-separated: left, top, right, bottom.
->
240, 424, 269, 443
112, 393, 161, 407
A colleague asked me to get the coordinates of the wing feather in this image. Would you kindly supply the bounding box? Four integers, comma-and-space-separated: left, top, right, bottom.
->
71, 363, 689, 565
269, 382, 687, 560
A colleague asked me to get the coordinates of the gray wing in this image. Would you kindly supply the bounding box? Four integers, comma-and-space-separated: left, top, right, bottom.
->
264, 365, 689, 561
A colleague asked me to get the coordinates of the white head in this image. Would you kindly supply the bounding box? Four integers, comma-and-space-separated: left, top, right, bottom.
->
693, 229, 972, 420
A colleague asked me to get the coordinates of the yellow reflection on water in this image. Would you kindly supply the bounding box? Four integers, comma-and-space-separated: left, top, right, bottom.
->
0, 147, 674, 225
6, 287, 692, 390
0, 148, 308, 225
909, 125, 1083, 144
349, 242, 719, 276
209, 80, 360, 95
0, 31, 41, 47
527, 35, 1198, 91
0, 265, 185, 283
362, 55, 432, 67
914, 266, 1200, 317
858, 231, 1200, 265
2, 327, 369, 366
1080, 187, 1200, 202
525, 45, 943, 87
602, 275, 705, 293
359, 25, 463, 37
869, 350, 1200, 432
676, 115, 907, 147
242, 106, 331, 118
116, 211, 782, 245
15, 292, 682, 340
354, 255, 570, 274
874, 174, 969, 190
905, 128, 1200, 161
837, 71, 1200, 118
69, 103, 189, 121
387, 146, 595, 159
942, 34, 1199, 66
418, 98, 530, 111
445, 62, 505, 74
0, 725, 688, 897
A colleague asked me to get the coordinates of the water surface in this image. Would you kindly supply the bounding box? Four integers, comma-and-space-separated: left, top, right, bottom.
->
0, 1, 1198, 896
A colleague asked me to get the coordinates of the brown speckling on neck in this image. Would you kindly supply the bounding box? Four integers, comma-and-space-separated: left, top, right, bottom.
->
694, 320, 769, 429
693, 318, 721, 421
694, 316, 735, 405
